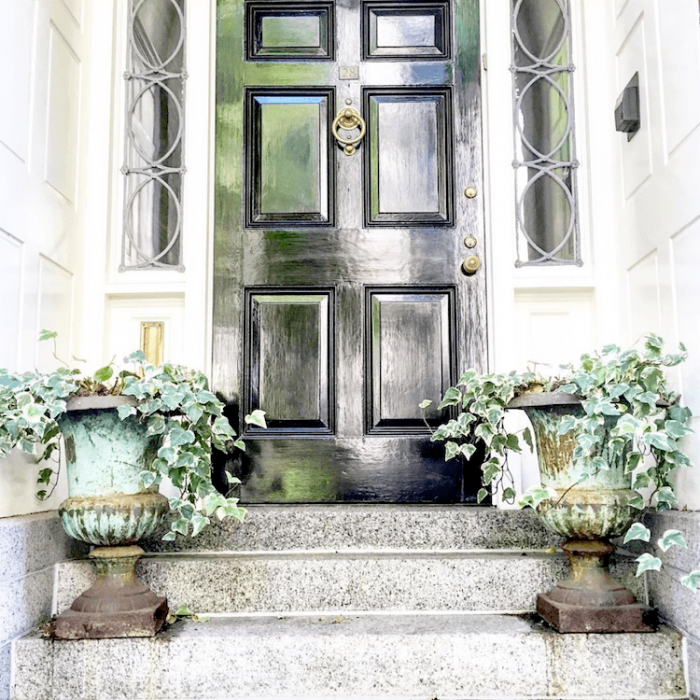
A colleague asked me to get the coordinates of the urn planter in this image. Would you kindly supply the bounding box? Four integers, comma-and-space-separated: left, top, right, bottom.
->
54, 395, 169, 639
508, 391, 656, 633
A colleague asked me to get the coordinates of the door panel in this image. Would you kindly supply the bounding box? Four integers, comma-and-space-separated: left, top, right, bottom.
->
245, 289, 334, 434
246, 89, 334, 225
363, 2, 451, 59
365, 88, 453, 224
214, 0, 486, 503
366, 289, 455, 434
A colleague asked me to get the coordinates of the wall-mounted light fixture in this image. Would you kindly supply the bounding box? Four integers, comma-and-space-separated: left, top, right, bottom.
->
615, 72, 640, 141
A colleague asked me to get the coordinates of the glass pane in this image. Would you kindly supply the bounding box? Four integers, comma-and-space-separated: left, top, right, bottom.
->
122, 0, 186, 271
124, 172, 182, 268
512, 0, 580, 265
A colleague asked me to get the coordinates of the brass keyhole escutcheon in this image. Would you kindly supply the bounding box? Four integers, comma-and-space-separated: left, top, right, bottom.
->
461, 255, 481, 275
464, 235, 477, 249
464, 186, 478, 199
332, 107, 366, 156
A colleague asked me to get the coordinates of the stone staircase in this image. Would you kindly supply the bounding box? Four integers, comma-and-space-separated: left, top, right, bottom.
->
11, 506, 691, 699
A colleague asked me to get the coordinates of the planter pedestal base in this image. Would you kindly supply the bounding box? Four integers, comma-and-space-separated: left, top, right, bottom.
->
537, 539, 656, 633
54, 546, 168, 640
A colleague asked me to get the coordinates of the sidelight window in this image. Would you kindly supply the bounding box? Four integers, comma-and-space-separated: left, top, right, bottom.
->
511, 0, 581, 266
121, 0, 187, 271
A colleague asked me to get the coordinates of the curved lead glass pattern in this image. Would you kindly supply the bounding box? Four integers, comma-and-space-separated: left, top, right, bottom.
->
511, 0, 581, 266
121, 0, 186, 271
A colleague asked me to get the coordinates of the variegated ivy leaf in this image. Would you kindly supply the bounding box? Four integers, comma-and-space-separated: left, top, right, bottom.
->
502, 487, 516, 501
627, 494, 645, 510
623, 522, 650, 544
445, 441, 460, 461
556, 415, 577, 436
657, 530, 687, 552
117, 404, 136, 420
140, 471, 157, 489
459, 444, 476, 460
482, 460, 501, 484
643, 431, 674, 451
656, 486, 678, 505
477, 488, 489, 503
664, 420, 692, 439
244, 409, 267, 429
437, 386, 461, 409
635, 553, 662, 577
680, 570, 700, 591
418, 400, 432, 409
520, 485, 558, 509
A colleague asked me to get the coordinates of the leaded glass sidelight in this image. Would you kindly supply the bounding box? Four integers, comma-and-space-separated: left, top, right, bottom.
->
511, 0, 581, 266
121, 0, 186, 271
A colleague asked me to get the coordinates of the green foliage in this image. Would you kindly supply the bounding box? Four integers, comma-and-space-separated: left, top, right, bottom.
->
0, 333, 264, 541
422, 334, 698, 590
681, 570, 700, 591
635, 553, 662, 576
623, 522, 651, 544
420, 369, 539, 501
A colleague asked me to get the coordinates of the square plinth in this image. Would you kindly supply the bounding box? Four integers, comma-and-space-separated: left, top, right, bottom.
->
54, 598, 168, 639
537, 593, 658, 633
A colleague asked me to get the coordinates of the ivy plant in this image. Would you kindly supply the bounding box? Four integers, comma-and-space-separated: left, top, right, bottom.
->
0, 331, 264, 541
422, 335, 700, 590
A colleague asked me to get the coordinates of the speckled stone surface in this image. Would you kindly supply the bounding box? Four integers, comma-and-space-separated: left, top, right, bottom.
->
12, 614, 687, 700
55, 551, 643, 615
0, 569, 54, 647
0, 644, 10, 700
0, 512, 88, 700
142, 505, 561, 552
0, 512, 87, 583
628, 510, 700, 699
689, 636, 700, 700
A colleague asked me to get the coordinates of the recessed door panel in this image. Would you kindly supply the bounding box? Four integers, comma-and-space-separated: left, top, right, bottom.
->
245, 290, 334, 434
365, 88, 453, 226
367, 289, 455, 434
363, 2, 451, 59
246, 2, 335, 59
246, 89, 334, 226
215, 0, 486, 503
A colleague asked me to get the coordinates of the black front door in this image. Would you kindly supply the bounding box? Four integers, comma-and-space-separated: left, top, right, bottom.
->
214, 0, 487, 502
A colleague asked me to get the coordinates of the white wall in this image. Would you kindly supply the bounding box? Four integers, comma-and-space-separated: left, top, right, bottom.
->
0, 0, 96, 518
606, 0, 700, 510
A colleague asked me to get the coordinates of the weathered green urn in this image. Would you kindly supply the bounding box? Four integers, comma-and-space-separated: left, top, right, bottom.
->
509, 391, 656, 633
54, 395, 169, 639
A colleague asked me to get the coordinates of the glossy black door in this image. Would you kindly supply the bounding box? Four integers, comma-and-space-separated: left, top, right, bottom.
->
214, 0, 486, 502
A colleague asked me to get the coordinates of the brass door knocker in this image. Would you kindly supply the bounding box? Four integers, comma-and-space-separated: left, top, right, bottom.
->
332, 108, 366, 155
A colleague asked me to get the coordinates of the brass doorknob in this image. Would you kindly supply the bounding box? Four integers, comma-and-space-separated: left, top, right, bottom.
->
462, 255, 481, 275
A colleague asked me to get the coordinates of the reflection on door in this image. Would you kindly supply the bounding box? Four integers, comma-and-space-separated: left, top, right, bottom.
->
214, 0, 486, 503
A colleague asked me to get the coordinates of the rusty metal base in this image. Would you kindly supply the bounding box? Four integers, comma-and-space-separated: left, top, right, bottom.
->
537, 592, 657, 633
54, 545, 168, 640
536, 539, 657, 633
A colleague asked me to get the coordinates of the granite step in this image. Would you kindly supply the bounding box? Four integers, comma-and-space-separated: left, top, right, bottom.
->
54, 550, 643, 616
12, 614, 687, 700
141, 505, 561, 553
